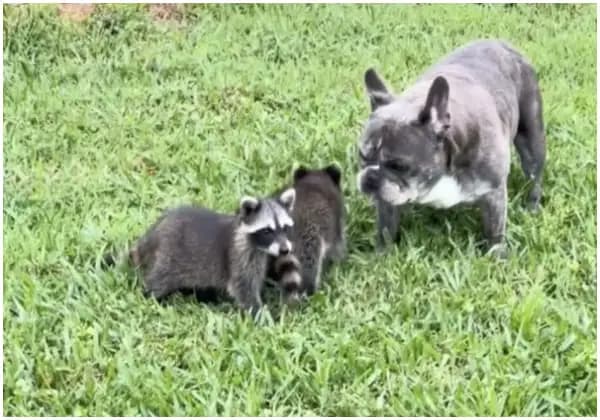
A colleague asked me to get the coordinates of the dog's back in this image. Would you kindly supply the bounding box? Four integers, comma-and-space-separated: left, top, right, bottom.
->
421, 40, 538, 141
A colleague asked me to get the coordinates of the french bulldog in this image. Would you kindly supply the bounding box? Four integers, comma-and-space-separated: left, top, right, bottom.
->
356, 39, 546, 258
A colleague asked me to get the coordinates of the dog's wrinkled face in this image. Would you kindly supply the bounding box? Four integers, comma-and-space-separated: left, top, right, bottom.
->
357, 69, 454, 206
358, 119, 447, 205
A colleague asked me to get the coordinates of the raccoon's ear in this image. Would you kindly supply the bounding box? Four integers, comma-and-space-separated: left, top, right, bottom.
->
418, 76, 451, 135
279, 188, 296, 212
240, 196, 260, 217
293, 166, 309, 182
324, 165, 342, 186
365, 68, 393, 111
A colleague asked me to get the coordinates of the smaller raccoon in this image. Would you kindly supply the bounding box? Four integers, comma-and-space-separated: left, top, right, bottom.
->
269, 165, 346, 297
104, 189, 296, 317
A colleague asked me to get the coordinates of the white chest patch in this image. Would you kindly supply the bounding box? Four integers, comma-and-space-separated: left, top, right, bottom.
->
417, 176, 492, 209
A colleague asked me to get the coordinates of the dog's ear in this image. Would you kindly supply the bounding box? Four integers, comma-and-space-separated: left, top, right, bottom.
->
365, 68, 393, 111
419, 76, 451, 135
323, 164, 342, 187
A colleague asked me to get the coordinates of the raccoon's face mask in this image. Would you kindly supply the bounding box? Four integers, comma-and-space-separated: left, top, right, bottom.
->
238, 189, 295, 257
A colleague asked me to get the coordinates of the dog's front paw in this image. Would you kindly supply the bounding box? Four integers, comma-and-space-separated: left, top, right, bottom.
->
375, 227, 396, 253
375, 241, 388, 254
526, 198, 541, 214
375, 240, 393, 255
485, 242, 509, 260
526, 184, 543, 213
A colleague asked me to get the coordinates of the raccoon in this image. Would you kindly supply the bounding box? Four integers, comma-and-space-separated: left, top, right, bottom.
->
104, 189, 296, 317
269, 165, 346, 297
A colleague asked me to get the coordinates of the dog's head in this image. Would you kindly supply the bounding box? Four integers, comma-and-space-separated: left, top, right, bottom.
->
357, 69, 455, 206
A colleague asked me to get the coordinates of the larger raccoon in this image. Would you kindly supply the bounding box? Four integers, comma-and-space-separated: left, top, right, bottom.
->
104, 189, 296, 316
269, 165, 346, 297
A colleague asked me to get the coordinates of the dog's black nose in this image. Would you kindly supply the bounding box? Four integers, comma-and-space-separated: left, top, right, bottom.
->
363, 168, 380, 193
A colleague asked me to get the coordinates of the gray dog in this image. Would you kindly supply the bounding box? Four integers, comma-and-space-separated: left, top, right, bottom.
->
356, 39, 546, 257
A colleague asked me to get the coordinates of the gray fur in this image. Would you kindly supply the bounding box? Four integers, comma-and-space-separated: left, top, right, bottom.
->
357, 39, 546, 256
269, 165, 346, 297
122, 191, 295, 317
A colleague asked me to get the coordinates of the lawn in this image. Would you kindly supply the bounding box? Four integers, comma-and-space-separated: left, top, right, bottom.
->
3, 3, 597, 416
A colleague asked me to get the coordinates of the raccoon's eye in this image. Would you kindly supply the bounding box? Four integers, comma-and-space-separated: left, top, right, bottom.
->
257, 227, 274, 236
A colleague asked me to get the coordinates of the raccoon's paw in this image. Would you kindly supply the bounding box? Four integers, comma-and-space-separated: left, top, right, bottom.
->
331, 239, 348, 262
281, 290, 302, 307
301, 281, 317, 297
250, 305, 274, 325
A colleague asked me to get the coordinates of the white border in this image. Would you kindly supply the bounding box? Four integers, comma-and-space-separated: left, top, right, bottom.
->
0, 1, 598, 419
1, 0, 599, 4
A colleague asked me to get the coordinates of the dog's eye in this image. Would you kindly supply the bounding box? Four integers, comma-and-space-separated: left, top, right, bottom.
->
435, 134, 445, 143
358, 149, 375, 164
385, 161, 410, 174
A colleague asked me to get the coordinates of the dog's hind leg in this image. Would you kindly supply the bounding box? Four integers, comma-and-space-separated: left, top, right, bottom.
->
514, 67, 546, 212
479, 185, 509, 259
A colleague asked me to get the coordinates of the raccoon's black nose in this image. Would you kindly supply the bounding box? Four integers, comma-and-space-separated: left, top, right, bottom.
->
279, 247, 290, 255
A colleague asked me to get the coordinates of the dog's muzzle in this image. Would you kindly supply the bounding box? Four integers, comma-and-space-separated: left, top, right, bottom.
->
357, 165, 381, 195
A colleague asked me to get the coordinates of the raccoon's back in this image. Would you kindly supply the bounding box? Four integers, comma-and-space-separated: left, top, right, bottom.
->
292, 185, 344, 245
136, 205, 234, 285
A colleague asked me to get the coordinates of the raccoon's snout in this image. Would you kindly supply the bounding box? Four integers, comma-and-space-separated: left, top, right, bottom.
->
278, 240, 291, 256
266, 238, 293, 257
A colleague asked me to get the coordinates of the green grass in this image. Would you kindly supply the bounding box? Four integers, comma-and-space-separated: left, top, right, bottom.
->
3, 3, 597, 416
